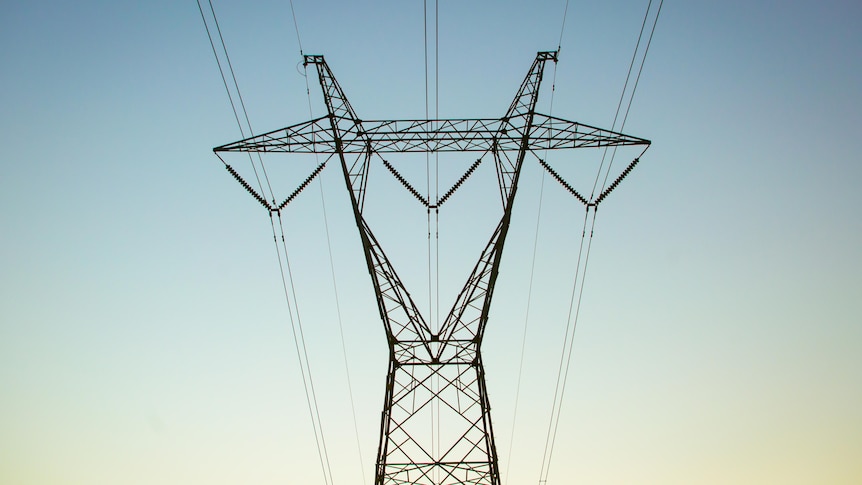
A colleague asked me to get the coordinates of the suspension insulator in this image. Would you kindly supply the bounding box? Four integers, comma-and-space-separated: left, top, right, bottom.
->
595, 158, 640, 206
226, 165, 272, 210
438, 158, 483, 207
277, 161, 328, 211
539, 159, 589, 206
383, 159, 429, 206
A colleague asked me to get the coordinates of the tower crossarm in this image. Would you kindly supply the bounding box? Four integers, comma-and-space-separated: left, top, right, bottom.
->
213, 116, 336, 153
528, 113, 650, 149
214, 114, 650, 154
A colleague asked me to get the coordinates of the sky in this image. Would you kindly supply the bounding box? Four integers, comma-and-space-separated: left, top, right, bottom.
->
1, 1, 861, 484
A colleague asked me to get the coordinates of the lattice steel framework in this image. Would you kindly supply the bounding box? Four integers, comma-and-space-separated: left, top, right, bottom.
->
215, 51, 650, 485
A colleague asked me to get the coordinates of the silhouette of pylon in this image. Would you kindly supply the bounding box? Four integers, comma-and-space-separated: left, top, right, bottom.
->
216, 51, 650, 485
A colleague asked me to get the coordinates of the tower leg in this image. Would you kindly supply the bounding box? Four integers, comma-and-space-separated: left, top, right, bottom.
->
307, 52, 556, 485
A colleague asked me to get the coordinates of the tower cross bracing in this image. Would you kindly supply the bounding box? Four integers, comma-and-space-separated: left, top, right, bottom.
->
215, 51, 650, 485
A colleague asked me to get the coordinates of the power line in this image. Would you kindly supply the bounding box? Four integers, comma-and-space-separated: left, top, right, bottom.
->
195, 0, 267, 197
539, 3, 663, 482
318, 172, 368, 485
537, 206, 590, 485
599, 0, 663, 195
590, 0, 653, 199
205, 0, 276, 203
288, 0, 304, 56
504, 157, 545, 484
506, 5, 570, 480
557, 0, 571, 52
197, 2, 336, 483
274, 213, 335, 485
505, 4, 572, 483
616, 0, 663, 150
539, 207, 599, 484
288, 4, 367, 483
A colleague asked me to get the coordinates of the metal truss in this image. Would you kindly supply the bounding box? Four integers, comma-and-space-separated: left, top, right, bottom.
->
214, 114, 648, 154
215, 51, 649, 485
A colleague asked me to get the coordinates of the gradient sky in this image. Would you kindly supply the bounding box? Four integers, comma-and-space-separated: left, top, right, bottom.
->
1, 1, 860, 484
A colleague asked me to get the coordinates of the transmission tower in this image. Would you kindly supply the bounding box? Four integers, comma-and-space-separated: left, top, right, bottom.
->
215, 51, 649, 485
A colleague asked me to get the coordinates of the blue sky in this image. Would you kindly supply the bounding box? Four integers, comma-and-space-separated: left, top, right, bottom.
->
1, 1, 860, 484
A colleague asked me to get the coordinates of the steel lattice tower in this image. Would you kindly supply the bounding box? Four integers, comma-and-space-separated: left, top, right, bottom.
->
215, 51, 650, 485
